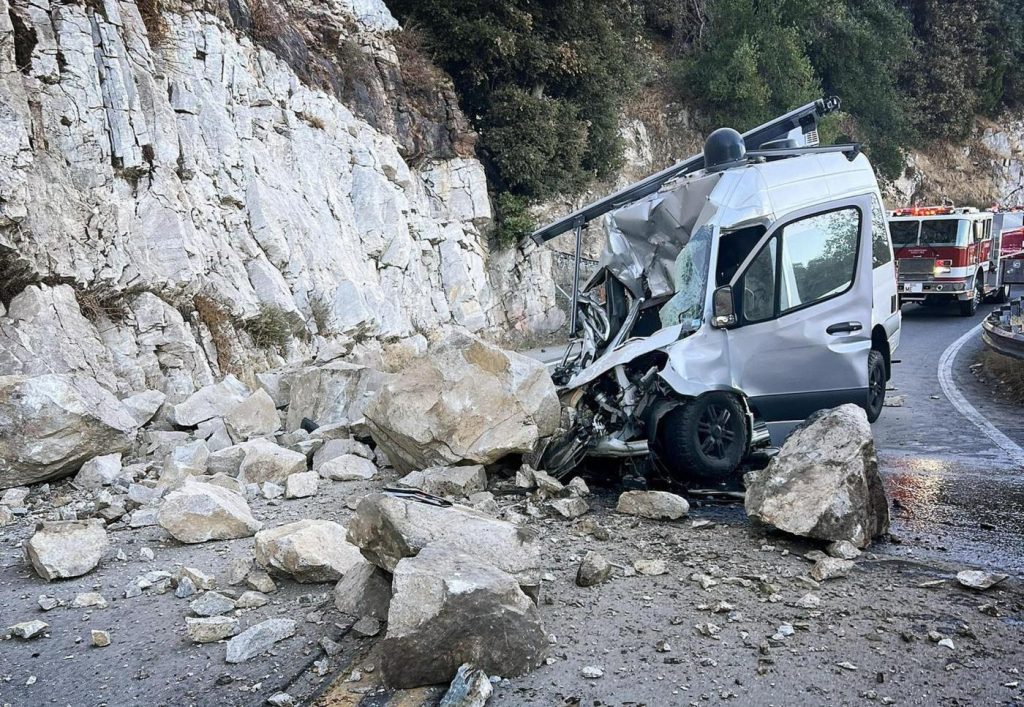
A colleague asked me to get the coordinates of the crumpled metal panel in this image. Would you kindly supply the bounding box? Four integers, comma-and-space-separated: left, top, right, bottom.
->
591, 172, 722, 299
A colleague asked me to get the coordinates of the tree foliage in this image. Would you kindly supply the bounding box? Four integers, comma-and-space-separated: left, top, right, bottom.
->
388, 0, 1024, 241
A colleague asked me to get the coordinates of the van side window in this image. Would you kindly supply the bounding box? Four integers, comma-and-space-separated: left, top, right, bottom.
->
778, 208, 860, 314
871, 197, 893, 267
739, 237, 777, 323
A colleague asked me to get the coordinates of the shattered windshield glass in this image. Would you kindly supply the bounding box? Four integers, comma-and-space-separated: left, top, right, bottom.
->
659, 225, 712, 329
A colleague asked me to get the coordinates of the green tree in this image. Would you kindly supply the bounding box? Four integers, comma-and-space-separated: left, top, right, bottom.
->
671, 0, 819, 131
387, 0, 642, 242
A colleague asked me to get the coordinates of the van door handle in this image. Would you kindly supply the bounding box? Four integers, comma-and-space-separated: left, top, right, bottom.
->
827, 322, 863, 335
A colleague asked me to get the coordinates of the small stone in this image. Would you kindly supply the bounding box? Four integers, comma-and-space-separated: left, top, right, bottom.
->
440, 664, 493, 707
190, 591, 236, 617
180, 567, 217, 591
548, 497, 590, 519
225, 619, 297, 663
655, 640, 672, 652
246, 569, 277, 593
140, 547, 155, 561
837, 661, 859, 671
956, 570, 1008, 590
8, 620, 48, 639
175, 576, 198, 599
576, 551, 612, 587
616, 491, 689, 520
634, 559, 668, 576
37, 595, 60, 611
91, 630, 111, 647
71, 592, 108, 609
566, 476, 590, 497
266, 692, 296, 707
810, 557, 855, 582
186, 616, 240, 644
581, 665, 604, 679
236, 591, 270, 609
826, 540, 862, 560
352, 616, 381, 637
795, 593, 820, 609
285, 471, 319, 499
771, 624, 795, 641
938, 638, 955, 650
261, 482, 284, 500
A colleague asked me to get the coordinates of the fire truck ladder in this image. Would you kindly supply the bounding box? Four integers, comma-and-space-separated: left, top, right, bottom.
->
525, 96, 854, 333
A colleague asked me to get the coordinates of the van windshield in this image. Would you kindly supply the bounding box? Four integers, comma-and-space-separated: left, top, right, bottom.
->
659, 225, 713, 329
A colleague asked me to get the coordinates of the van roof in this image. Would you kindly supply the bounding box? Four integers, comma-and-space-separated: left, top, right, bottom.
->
701, 151, 879, 231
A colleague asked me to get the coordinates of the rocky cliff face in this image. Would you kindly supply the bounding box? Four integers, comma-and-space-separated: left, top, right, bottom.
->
0, 0, 563, 402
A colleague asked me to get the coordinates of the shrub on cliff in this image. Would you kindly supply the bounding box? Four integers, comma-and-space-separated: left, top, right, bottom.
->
387, 1, 641, 242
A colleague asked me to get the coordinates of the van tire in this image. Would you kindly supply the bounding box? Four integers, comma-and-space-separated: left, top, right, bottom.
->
959, 279, 982, 316
866, 350, 886, 423
659, 393, 748, 482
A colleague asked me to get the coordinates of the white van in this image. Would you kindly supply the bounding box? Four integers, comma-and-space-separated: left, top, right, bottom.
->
528, 98, 901, 482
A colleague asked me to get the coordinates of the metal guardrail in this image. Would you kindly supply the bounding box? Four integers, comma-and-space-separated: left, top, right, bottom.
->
983, 297, 1024, 360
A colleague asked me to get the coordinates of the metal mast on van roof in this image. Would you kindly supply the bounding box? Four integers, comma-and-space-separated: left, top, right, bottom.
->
527, 96, 843, 246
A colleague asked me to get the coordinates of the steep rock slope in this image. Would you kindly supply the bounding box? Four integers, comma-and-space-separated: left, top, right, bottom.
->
0, 0, 562, 401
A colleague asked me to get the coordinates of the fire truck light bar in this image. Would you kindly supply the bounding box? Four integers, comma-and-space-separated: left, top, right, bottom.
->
890, 206, 956, 217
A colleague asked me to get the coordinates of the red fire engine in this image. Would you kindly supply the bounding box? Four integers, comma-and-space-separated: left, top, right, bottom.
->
890, 206, 1013, 316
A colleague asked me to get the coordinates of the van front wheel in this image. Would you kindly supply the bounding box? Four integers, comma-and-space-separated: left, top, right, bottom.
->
659, 393, 748, 483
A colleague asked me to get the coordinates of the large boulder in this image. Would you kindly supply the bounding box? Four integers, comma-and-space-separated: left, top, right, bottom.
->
23, 520, 109, 581
0, 374, 138, 489
169, 375, 250, 427
396, 465, 487, 499
225, 389, 281, 442
334, 559, 393, 619
284, 362, 390, 432
254, 520, 363, 583
744, 405, 890, 549
382, 543, 547, 689
157, 479, 262, 544
237, 439, 307, 485
364, 333, 559, 473
347, 494, 541, 591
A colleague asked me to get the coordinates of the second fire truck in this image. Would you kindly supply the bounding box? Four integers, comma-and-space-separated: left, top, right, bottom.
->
890, 206, 1011, 316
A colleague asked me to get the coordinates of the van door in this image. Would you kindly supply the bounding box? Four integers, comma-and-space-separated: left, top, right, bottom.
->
723, 195, 875, 425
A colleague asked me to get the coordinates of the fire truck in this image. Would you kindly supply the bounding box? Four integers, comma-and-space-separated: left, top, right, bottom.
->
890, 206, 1010, 316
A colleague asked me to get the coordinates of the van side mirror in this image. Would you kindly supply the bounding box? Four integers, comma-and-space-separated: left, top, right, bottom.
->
711, 286, 737, 328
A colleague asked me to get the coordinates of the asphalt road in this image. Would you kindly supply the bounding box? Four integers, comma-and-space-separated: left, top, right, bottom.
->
874, 290, 1024, 573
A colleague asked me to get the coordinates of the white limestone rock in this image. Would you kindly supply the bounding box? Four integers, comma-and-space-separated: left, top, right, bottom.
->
225, 389, 281, 442
157, 479, 262, 544
365, 333, 560, 473
318, 455, 378, 482
170, 376, 250, 428
0, 374, 138, 489
24, 520, 109, 581
284, 471, 319, 499
255, 519, 364, 583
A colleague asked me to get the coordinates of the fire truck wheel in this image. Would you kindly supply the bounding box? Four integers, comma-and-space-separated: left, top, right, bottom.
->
958, 280, 982, 316
990, 285, 1010, 304
866, 350, 886, 423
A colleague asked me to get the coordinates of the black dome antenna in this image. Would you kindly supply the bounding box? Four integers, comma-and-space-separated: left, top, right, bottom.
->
704, 128, 747, 172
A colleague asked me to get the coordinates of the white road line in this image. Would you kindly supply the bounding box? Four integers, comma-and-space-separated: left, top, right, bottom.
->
937, 323, 1024, 466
